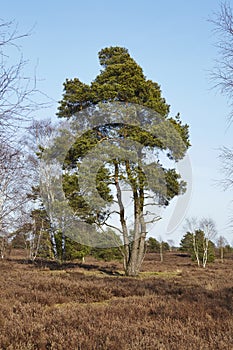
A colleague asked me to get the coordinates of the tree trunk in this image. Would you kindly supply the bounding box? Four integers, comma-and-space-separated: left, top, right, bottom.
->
61, 230, 66, 261
220, 246, 224, 263
202, 238, 209, 268
49, 229, 58, 259
114, 158, 147, 277
31, 228, 43, 261
125, 237, 146, 276
160, 242, 163, 263
193, 235, 200, 267
124, 188, 146, 276
114, 162, 130, 272
0, 237, 5, 259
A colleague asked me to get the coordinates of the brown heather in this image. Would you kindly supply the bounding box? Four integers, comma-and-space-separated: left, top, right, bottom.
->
0, 251, 233, 349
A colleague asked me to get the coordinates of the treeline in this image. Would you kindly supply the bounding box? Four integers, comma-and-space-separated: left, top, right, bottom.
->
2, 223, 232, 266
1, 210, 122, 262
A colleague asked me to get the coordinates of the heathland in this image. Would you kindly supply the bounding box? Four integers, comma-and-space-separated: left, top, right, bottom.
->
0, 251, 233, 349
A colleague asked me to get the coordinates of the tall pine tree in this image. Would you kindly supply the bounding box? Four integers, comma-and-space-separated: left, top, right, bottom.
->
56, 47, 190, 276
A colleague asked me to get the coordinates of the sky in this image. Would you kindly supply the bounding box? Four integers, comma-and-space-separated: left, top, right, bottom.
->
1, 0, 233, 245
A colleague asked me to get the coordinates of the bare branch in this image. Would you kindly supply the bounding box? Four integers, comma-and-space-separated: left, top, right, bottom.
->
218, 146, 233, 189
0, 20, 50, 138
102, 222, 123, 235
209, 2, 233, 122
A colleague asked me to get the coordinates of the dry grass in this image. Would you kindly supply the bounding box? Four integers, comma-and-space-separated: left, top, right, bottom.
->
0, 251, 233, 349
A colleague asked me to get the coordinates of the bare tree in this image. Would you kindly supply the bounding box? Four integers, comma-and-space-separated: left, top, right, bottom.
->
219, 146, 233, 190
0, 20, 46, 136
25, 119, 59, 259
209, 2, 233, 123
0, 143, 31, 258
0, 20, 49, 258
210, 3, 233, 230
218, 147, 233, 226
217, 235, 228, 262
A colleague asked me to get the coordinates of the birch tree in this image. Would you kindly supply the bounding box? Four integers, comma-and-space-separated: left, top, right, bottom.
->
181, 217, 216, 267
25, 119, 60, 259
200, 218, 217, 268
0, 143, 30, 258
0, 20, 47, 257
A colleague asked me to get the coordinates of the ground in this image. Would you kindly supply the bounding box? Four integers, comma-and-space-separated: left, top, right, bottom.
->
0, 251, 233, 349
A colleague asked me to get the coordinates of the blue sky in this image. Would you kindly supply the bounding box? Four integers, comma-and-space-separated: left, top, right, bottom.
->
2, 0, 233, 244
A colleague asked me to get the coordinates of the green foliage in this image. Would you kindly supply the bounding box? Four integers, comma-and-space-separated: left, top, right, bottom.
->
91, 247, 122, 262
224, 244, 233, 253
11, 232, 26, 249
58, 46, 190, 221
205, 242, 215, 263
147, 237, 170, 253
180, 232, 193, 253
57, 46, 171, 118
216, 244, 233, 259
89, 228, 123, 261
180, 230, 215, 263
56, 46, 190, 275
30, 209, 53, 259
163, 241, 170, 251
55, 231, 90, 261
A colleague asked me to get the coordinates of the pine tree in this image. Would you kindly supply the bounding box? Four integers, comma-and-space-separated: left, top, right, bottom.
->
55, 46, 190, 276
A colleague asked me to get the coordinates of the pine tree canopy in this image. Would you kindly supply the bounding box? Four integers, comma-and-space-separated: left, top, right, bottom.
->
51, 46, 191, 256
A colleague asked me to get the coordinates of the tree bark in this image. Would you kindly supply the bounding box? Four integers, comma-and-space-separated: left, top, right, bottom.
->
193, 234, 200, 267
49, 228, 58, 259
123, 158, 147, 276
114, 161, 130, 272
202, 238, 209, 268
125, 237, 146, 276
220, 246, 224, 263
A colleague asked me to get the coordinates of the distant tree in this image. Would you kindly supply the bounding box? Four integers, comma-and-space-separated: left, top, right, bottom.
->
216, 235, 228, 262
158, 236, 169, 263
181, 217, 201, 266
147, 237, 160, 252
146, 236, 170, 262
200, 218, 217, 268
180, 218, 216, 267
180, 232, 193, 253
55, 232, 90, 262
167, 239, 175, 251
29, 209, 52, 260
11, 210, 52, 261
224, 243, 233, 258
91, 247, 122, 262
55, 46, 190, 276
90, 228, 123, 262
180, 230, 215, 266
11, 232, 27, 249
